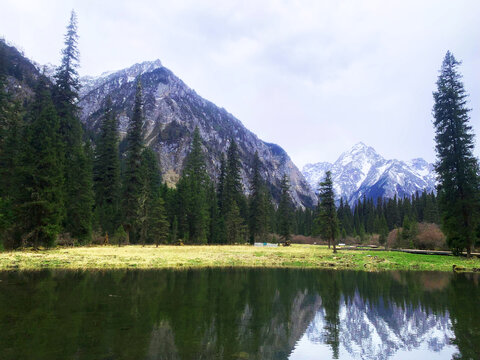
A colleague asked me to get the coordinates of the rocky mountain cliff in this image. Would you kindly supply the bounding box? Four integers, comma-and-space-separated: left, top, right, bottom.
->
303, 142, 436, 205
78, 60, 316, 208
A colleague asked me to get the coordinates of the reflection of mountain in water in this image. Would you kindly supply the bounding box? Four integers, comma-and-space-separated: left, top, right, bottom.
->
302, 292, 453, 360
0, 270, 478, 360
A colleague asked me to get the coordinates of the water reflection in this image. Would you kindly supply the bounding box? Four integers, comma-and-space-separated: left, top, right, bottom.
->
0, 269, 478, 360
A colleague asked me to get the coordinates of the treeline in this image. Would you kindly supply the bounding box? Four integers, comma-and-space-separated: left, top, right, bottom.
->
0, 12, 298, 248
292, 191, 439, 239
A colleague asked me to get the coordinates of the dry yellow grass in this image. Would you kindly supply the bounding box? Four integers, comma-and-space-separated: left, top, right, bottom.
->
1, 244, 479, 271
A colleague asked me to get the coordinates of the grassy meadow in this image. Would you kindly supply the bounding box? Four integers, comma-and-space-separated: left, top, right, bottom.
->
0, 244, 479, 272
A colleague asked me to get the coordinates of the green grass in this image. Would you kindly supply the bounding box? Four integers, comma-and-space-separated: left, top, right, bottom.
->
0, 244, 479, 272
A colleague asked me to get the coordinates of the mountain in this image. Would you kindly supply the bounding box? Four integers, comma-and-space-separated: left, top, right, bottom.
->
78, 60, 316, 208
302, 142, 436, 205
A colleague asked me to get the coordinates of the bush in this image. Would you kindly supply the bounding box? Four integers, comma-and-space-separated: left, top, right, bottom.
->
57, 233, 75, 247
387, 228, 401, 249
414, 223, 446, 250
387, 223, 446, 250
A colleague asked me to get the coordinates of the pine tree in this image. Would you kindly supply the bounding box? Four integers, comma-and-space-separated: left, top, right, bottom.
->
16, 77, 64, 248
149, 194, 169, 247
217, 155, 227, 212
0, 55, 23, 242
177, 128, 209, 243
224, 140, 247, 243
53, 10, 93, 241
433, 51, 480, 256
224, 140, 244, 213
249, 151, 267, 244
225, 201, 245, 244
122, 79, 145, 243
278, 174, 293, 242
138, 147, 162, 245
317, 171, 339, 253
93, 97, 120, 235
207, 182, 221, 244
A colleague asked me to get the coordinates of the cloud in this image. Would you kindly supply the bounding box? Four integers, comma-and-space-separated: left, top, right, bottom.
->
1, 0, 479, 167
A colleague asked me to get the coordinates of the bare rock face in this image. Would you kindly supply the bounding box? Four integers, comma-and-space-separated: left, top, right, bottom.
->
79, 60, 316, 208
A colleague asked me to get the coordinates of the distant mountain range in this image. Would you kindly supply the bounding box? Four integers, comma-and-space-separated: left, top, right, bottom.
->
302, 142, 436, 205
1, 38, 437, 209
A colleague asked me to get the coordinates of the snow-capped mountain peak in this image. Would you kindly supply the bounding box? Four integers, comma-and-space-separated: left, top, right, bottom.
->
302, 144, 436, 205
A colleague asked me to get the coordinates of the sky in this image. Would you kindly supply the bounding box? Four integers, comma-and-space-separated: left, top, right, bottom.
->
1, 0, 479, 168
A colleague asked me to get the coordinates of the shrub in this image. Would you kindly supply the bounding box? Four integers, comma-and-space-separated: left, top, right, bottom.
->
57, 233, 75, 247
387, 223, 446, 250
414, 223, 446, 250
387, 228, 401, 249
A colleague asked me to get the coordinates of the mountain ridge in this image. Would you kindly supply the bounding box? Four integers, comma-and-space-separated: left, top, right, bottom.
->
303, 142, 436, 205
78, 59, 317, 208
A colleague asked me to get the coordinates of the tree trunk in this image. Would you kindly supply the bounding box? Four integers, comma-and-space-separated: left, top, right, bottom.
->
332, 237, 337, 253
328, 239, 331, 249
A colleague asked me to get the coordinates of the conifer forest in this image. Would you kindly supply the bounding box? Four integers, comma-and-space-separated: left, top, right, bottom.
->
0, 11, 479, 257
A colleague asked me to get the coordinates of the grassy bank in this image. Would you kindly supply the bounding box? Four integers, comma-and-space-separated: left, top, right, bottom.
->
1, 244, 480, 272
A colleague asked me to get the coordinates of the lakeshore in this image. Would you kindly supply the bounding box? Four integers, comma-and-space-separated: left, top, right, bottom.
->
1, 244, 479, 272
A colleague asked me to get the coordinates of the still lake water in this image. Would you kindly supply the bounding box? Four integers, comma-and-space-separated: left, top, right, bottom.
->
0, 269, 478, 360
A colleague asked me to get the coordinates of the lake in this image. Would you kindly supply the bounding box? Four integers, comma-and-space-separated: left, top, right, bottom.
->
0, 269, 478, 359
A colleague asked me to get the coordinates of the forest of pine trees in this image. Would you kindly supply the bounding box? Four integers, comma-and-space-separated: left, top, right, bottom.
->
0, 11, 294, 248
0, 13, 475, 254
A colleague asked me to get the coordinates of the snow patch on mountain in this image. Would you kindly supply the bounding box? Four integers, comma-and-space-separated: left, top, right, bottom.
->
302, 143, 436, 205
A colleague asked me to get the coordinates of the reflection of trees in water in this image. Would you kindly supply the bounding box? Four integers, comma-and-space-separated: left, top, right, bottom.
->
0, 269, 477, 360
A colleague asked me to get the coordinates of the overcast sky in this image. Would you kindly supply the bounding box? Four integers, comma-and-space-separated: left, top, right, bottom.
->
1, 0, 479, 167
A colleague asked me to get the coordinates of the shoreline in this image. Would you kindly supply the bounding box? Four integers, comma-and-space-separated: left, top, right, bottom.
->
1, 244, 480, 272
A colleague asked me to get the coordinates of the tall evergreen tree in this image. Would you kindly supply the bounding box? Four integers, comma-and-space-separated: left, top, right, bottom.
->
224, 140, 244, 212
16, 77, 64, 248
0, 54, 23, 242
433, 51, 480, 256
223, 140, 247, 243
278, 174, 293, 241
318, 171, 339, 253
177, 128, 209, 243
249, 151, 267, 244
148, 194, 169, 247
53, 10, 93, 241
122, 79, 145, 243
136, 147, 168, 246
93, 97, 120, 235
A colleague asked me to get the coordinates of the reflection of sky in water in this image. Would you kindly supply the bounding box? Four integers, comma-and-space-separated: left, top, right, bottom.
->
290, 292, 457, 360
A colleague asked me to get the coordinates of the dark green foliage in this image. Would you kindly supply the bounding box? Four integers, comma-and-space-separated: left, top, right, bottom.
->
432, 51, 480, 256
278, 174, 293, 241
15, 77, 64, 248
207, 183, 222, 244
223, 140, 248, 243
249, 151, 267, 244
112, 225, 127, 246
176, 128, 209, 243
399, 216, 418, 248
224, 140, 245, 212
93, 97, 120, 235
148, 194, 169, 246
53, 11, 80, 115
53, 10, 93, 241
0, 56, 24, 243
317, 171, 339, 252
138, 147, 165, 245
122, 80, 145, 243
225, 201, 246, 243
66, 140, 94, 243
